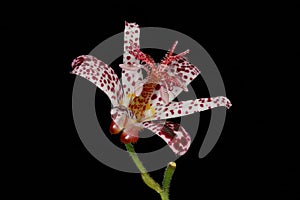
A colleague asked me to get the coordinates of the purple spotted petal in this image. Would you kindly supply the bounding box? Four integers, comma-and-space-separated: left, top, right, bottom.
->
151, 96, 232, 120
121, 22, 143, 106
165, 58, 200, 101
71, 55, 123, 107
142, 121, 191, 156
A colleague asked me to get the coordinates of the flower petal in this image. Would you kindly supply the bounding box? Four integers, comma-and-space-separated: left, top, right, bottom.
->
111, 105, 136, 129
166, 58, 200, 101
151, 96, 232, 120
71, 55, 123, 107
111, 106, 142, 142
142, 121, 191, 156
122, 22, 143, 106
119, 63, 142, 71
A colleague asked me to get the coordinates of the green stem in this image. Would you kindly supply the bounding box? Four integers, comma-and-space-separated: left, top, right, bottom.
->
161, 162, 176, 199
125, 143, 147, 173
125, 143, 163, 194
125, 143, 175, 200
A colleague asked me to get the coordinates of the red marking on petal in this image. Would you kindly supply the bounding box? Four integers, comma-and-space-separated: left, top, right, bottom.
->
151, 94, 157, 100
161, 125, 176, 140
155, 84, 161, 90
71, 56, 85, 68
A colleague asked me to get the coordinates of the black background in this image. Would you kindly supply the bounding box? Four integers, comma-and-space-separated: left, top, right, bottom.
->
6, 2, 298, 199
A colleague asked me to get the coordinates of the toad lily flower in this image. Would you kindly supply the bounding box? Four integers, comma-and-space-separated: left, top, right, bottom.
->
71, 22, 231, 156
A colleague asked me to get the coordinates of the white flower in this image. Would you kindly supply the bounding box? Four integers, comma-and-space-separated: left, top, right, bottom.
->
71, 22, 231, 156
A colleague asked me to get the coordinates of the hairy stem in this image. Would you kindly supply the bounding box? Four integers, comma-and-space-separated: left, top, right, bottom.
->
125, 143, 163, 194
161, 162, 176, 199
125, 143, 175, 200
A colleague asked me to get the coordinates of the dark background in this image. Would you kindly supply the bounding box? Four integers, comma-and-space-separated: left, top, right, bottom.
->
6, 2, 298, 199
